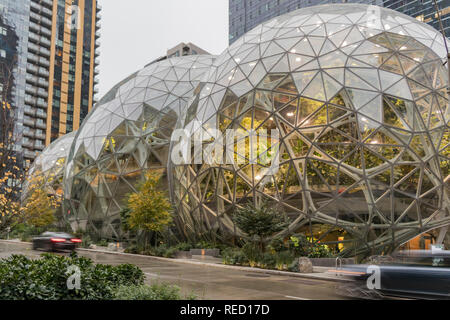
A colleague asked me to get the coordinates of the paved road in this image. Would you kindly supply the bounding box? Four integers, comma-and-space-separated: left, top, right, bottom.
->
0, 241, 347, 300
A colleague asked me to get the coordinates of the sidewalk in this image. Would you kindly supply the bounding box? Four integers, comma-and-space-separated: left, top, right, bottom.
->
0, 239, 351, 283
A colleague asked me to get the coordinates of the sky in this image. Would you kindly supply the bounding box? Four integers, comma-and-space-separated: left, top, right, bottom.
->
97, 0, 229, 98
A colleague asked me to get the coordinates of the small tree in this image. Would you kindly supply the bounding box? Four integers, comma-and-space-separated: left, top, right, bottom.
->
233, 203, 289, 252
126, 171, 172, 249
21, 173, 61, 230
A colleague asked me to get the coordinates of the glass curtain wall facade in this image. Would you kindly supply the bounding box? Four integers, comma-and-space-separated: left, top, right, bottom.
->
0, 0, 30, 159
0, 0, 101, 166
172, 4, 450, 257
383, 0, 450, 38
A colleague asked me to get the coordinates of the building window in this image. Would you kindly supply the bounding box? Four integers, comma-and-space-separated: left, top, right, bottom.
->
0, 27, 6, 35
0, 49, 6, 58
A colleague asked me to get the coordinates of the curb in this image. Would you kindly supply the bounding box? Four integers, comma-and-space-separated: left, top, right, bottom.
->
0, 239, 350, 283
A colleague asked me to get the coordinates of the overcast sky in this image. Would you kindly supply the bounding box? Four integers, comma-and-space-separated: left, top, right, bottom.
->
97, 0, 229, 97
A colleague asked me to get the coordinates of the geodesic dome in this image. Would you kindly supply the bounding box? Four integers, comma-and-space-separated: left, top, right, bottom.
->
24, 131, 76, 199
170, 4, 450, 257
63, 55, 215, 238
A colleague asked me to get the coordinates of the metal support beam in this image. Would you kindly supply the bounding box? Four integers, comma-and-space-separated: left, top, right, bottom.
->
437, 226, 449, 244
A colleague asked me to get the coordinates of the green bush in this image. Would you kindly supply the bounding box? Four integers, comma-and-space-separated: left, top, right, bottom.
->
124, 245, 140, 254
81, 235, 92, 248
153, 244, 169, 257
287, 259, 299, 272
0, 253, 144, 300
96, 239, 109, 247
139, 244, 174, 258
242, 243, 262, 267
275, 251, 295, 270
125, 241, 230, 259
221, 248, 248, 265
220, 235, 333, 270
8, 224, 47, 242
113, 283, 196, 300
175, 242, 192, 251
268, 237, 286, 253
260, 252, 276, 269
163, 247, 178, 258
307, 245, 332, 258
192, 241, 226, 250
287, 235, 310, 256
233, 203, 289, 251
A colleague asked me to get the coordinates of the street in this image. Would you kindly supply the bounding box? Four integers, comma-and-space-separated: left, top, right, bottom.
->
0, 241, 346, 300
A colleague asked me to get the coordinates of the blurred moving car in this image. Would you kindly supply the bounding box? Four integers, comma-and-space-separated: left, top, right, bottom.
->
32, 232, 81, 252
334, 249, 450, 299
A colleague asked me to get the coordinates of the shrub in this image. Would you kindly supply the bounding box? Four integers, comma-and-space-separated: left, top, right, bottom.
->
139, 244, 176, 258
96, 239, 108, 247
275, 251, 295, 270
287, 235, 310, 257
189, 240, 224, 250
8, 223, 46, 242
81, 235, 92, 248
154, 244, 169, 257
0, 253, 144, 300
242, 242, 262, 267
113, 282, 197, 300
260, 252, 276, 269
287, 259, 299, 272
307, 245, 332, 258
175, 242, 192, 251
268, 237, 286, 253
163, 247, 178, 258
124, 245, 139, 254
221, 248, 248, 265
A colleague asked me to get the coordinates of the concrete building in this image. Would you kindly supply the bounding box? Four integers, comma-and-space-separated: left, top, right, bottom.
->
148, 42, 210, 66
0, 0, 101, 166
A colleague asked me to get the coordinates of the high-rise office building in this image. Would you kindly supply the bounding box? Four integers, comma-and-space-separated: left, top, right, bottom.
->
0, 0, 30, 162
0, 0, 101, 165
383, 0, 450, 37
229, 0, 383, 44
229, 0, 448, 44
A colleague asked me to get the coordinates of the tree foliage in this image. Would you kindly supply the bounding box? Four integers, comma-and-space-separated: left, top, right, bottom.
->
233, 202, 289, 251
125, 171, 173, 242
21, 172, 61, 228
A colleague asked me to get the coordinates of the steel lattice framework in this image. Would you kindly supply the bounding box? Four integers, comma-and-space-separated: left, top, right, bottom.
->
63, 55, 215, 238
169, 4, 450, 256
24, 131, 76, 199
